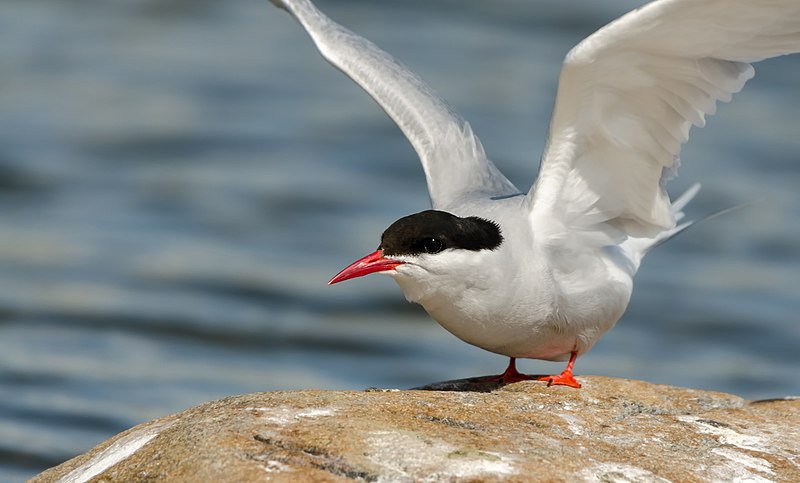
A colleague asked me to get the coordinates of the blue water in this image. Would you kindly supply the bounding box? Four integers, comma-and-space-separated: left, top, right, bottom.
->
1, 0, 798, 480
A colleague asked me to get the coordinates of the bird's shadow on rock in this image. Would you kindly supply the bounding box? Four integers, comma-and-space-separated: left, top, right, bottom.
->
408, 375, 552, 393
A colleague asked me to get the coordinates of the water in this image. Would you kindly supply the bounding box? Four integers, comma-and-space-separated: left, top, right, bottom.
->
1, 0, 798, 480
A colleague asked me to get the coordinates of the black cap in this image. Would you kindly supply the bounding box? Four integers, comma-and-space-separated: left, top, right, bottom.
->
380, 210, 503, 257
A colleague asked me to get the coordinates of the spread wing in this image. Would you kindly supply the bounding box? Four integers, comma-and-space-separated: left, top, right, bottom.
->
271, 0, 519, 208
529, 0, 800, 242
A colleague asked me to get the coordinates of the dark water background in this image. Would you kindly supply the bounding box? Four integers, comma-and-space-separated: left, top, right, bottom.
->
1, 0, 798, 480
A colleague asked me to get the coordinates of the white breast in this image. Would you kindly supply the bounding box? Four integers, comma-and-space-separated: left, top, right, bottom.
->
390, 208, 634, 362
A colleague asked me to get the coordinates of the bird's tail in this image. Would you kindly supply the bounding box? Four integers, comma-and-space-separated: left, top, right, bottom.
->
622, 183, 701, 268
643, 183, 701, 253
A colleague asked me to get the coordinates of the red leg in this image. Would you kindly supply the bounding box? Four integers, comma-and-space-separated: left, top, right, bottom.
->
498, 357, 533, 384
476, 357, 532, 384
537, 351, 581, 388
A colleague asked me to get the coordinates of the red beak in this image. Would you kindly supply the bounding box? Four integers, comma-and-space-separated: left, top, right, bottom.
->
328, 249, 405, 285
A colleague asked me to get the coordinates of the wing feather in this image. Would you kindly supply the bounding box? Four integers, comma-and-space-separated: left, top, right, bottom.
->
529, 0, 800, 240
271, 0, 519, 208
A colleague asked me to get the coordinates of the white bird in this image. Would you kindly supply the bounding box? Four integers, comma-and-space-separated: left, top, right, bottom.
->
271, 0, 800, 388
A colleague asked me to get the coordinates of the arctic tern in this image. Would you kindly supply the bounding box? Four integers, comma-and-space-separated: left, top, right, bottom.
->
271, 0, 800, 388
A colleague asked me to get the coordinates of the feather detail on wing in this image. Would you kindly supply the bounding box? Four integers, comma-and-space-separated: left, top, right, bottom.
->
529, 0, 800, 243
272, 0, 519, 208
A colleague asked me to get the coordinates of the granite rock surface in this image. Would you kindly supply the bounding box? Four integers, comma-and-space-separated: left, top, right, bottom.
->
31, 376, 799, 482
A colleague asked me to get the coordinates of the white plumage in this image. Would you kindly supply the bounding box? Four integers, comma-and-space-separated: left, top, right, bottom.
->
532, 0, 800, 241
272, 0, 800, 387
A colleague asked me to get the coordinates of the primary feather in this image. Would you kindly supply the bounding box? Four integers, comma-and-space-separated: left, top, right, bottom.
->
270, 0, 519, 207
530, 0, 800, 243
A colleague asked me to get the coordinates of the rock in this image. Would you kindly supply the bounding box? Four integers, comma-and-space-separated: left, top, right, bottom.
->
31, 376, 799, 482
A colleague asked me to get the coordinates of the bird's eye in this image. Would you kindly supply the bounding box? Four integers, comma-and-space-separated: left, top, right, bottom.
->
422, 238, 444, 254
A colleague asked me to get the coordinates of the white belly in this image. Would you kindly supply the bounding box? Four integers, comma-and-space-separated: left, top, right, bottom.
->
395, 251, 634, 362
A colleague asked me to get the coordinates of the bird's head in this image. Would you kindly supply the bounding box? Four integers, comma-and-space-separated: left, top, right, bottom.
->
328, 210, 504, 302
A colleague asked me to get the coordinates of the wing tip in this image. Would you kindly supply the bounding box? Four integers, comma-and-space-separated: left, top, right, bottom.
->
671, 182, 701, 213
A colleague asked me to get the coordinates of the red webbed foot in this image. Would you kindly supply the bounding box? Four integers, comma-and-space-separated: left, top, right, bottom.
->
537, 351, 582, 388
475, 357, 532, 384
537, 372, 581, 388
